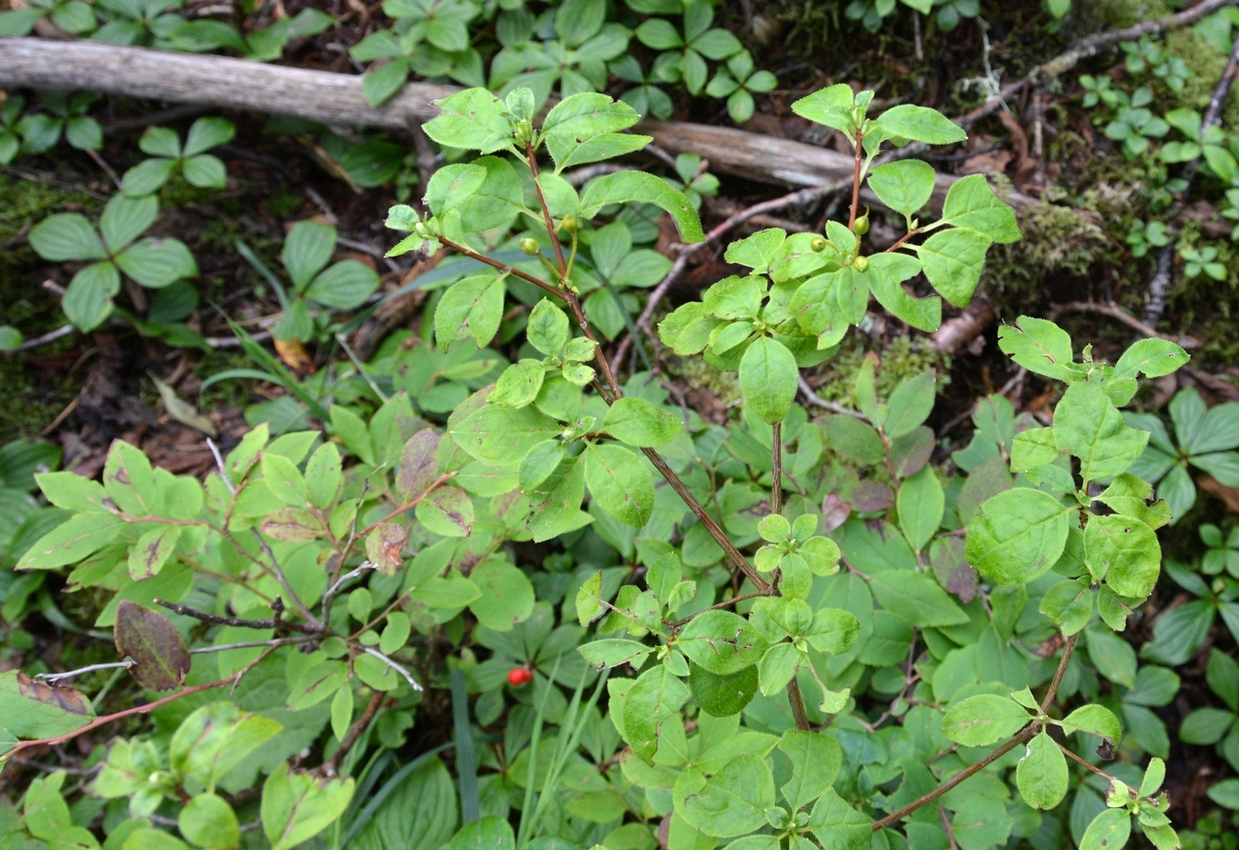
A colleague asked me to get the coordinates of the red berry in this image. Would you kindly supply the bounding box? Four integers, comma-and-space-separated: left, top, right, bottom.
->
507, 667, 533, 687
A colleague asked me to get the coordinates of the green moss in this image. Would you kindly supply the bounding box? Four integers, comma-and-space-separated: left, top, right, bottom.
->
668, 354, 741, 406
981, 194, 1111, 309
0, 172, 99, 436
803, 335, 949, 409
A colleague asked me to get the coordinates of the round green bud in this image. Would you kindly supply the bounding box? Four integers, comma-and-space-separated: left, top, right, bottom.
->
852, 254, 870, 272
853, 210, 870, 236
560, 214, 579, 233
810, 235, 828, 252
520, 237, 540, 255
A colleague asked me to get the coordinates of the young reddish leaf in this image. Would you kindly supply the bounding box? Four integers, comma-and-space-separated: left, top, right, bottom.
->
114, 600, 191, 692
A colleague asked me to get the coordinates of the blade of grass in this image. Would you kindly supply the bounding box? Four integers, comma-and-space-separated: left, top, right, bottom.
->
451, 668, 480, 825
235, 237, 290, 311
524, 665, 610, 844
516, 655, 561, 850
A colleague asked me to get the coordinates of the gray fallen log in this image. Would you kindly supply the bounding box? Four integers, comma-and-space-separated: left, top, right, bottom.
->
0, 37, 1043, 211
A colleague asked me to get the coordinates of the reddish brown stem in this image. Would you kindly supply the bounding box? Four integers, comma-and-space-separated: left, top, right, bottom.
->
358, 471, 456, 537
437, 237, 562, 298
787, 678, 811, 731
872, 632, 1079, 831
321, 690, 386, 777
527, 140, 568, 277
847, 129, 864, 230
771, 422, 783, 516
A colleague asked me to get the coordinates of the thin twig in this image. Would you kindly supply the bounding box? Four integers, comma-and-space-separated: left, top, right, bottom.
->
798, 376, 868, 419
8, 324, 76, 353
1051, 300, 1197, 348
36, 660, 134, 684
360, 647, 423, 692
771, 422, 783, 516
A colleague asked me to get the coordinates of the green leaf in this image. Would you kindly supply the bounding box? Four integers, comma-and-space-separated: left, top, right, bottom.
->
435, 274, 506, 350
63, 261, 121, 331
452, 404, 562, 464
446, 817, 514, 850
885, 371, 936, 438
809, 789, 871, 850
940, 174, 1021, 243
897, 465, 943, 552
415, 486, 474, 537
942, 693, 1031, 746
0, 670, 94, 739
116, 238, 197, 288
542, 93, 648, 171
622, 662, 690, 763
580, 171, 705, 243
168, 702, 282, 790
1086, 514, 1160, 598
1112, 338, 1189, 383
183, 117, 237, 157
681, 753, 775, 838
603, 397, 683, 447
867, 159, 936, 217
127, 524, 183, 581
677, 610, 769, 675
1053, 383, 1148, 483
262, 764, 355, 850
919, 228, 991, 307
877, 103, 966, 144
739, 336, 798, 424
304, 443, 342, 510
790, 84, 856, 135
182, 153, 227, 188
121, 157, 177, 196
870, 570, 969, 627
758, 641, 801, 694
778, 729, 842, 810
15, 511, 124, 571
997, 317, 1081, 382
526, 299, 571, 356
305, 260, 380, 309
99, 193, 157, 252
966, 488, 1072, 585
423, 88, 514, 154
114, 601, 191, 691
178, 793, 240, 850
579, 638, 653, 670
1061, 704, 1121, 750
468, 560, 535, 631
35, 471, 109, 513
28, 213, 106, 262
282, 221, 335, 290
1016, 732, 1068, 810
584, 443, 655, 528
1079, 809, 1132, 850
490, 360, 546, 408
688, 662, 759, 718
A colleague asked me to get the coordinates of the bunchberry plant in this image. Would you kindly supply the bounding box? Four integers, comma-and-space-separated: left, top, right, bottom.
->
1126, 386, 1239, 521
120, 117, 236, 196
28, 193, 198, 331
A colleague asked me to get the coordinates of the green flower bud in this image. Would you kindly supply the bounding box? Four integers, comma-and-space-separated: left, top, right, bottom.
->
810, 235, 828, 252
853, 210, 870, 236
560, 214, 579, 233
520, 237, 540, 255
852, 254, 870, 272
